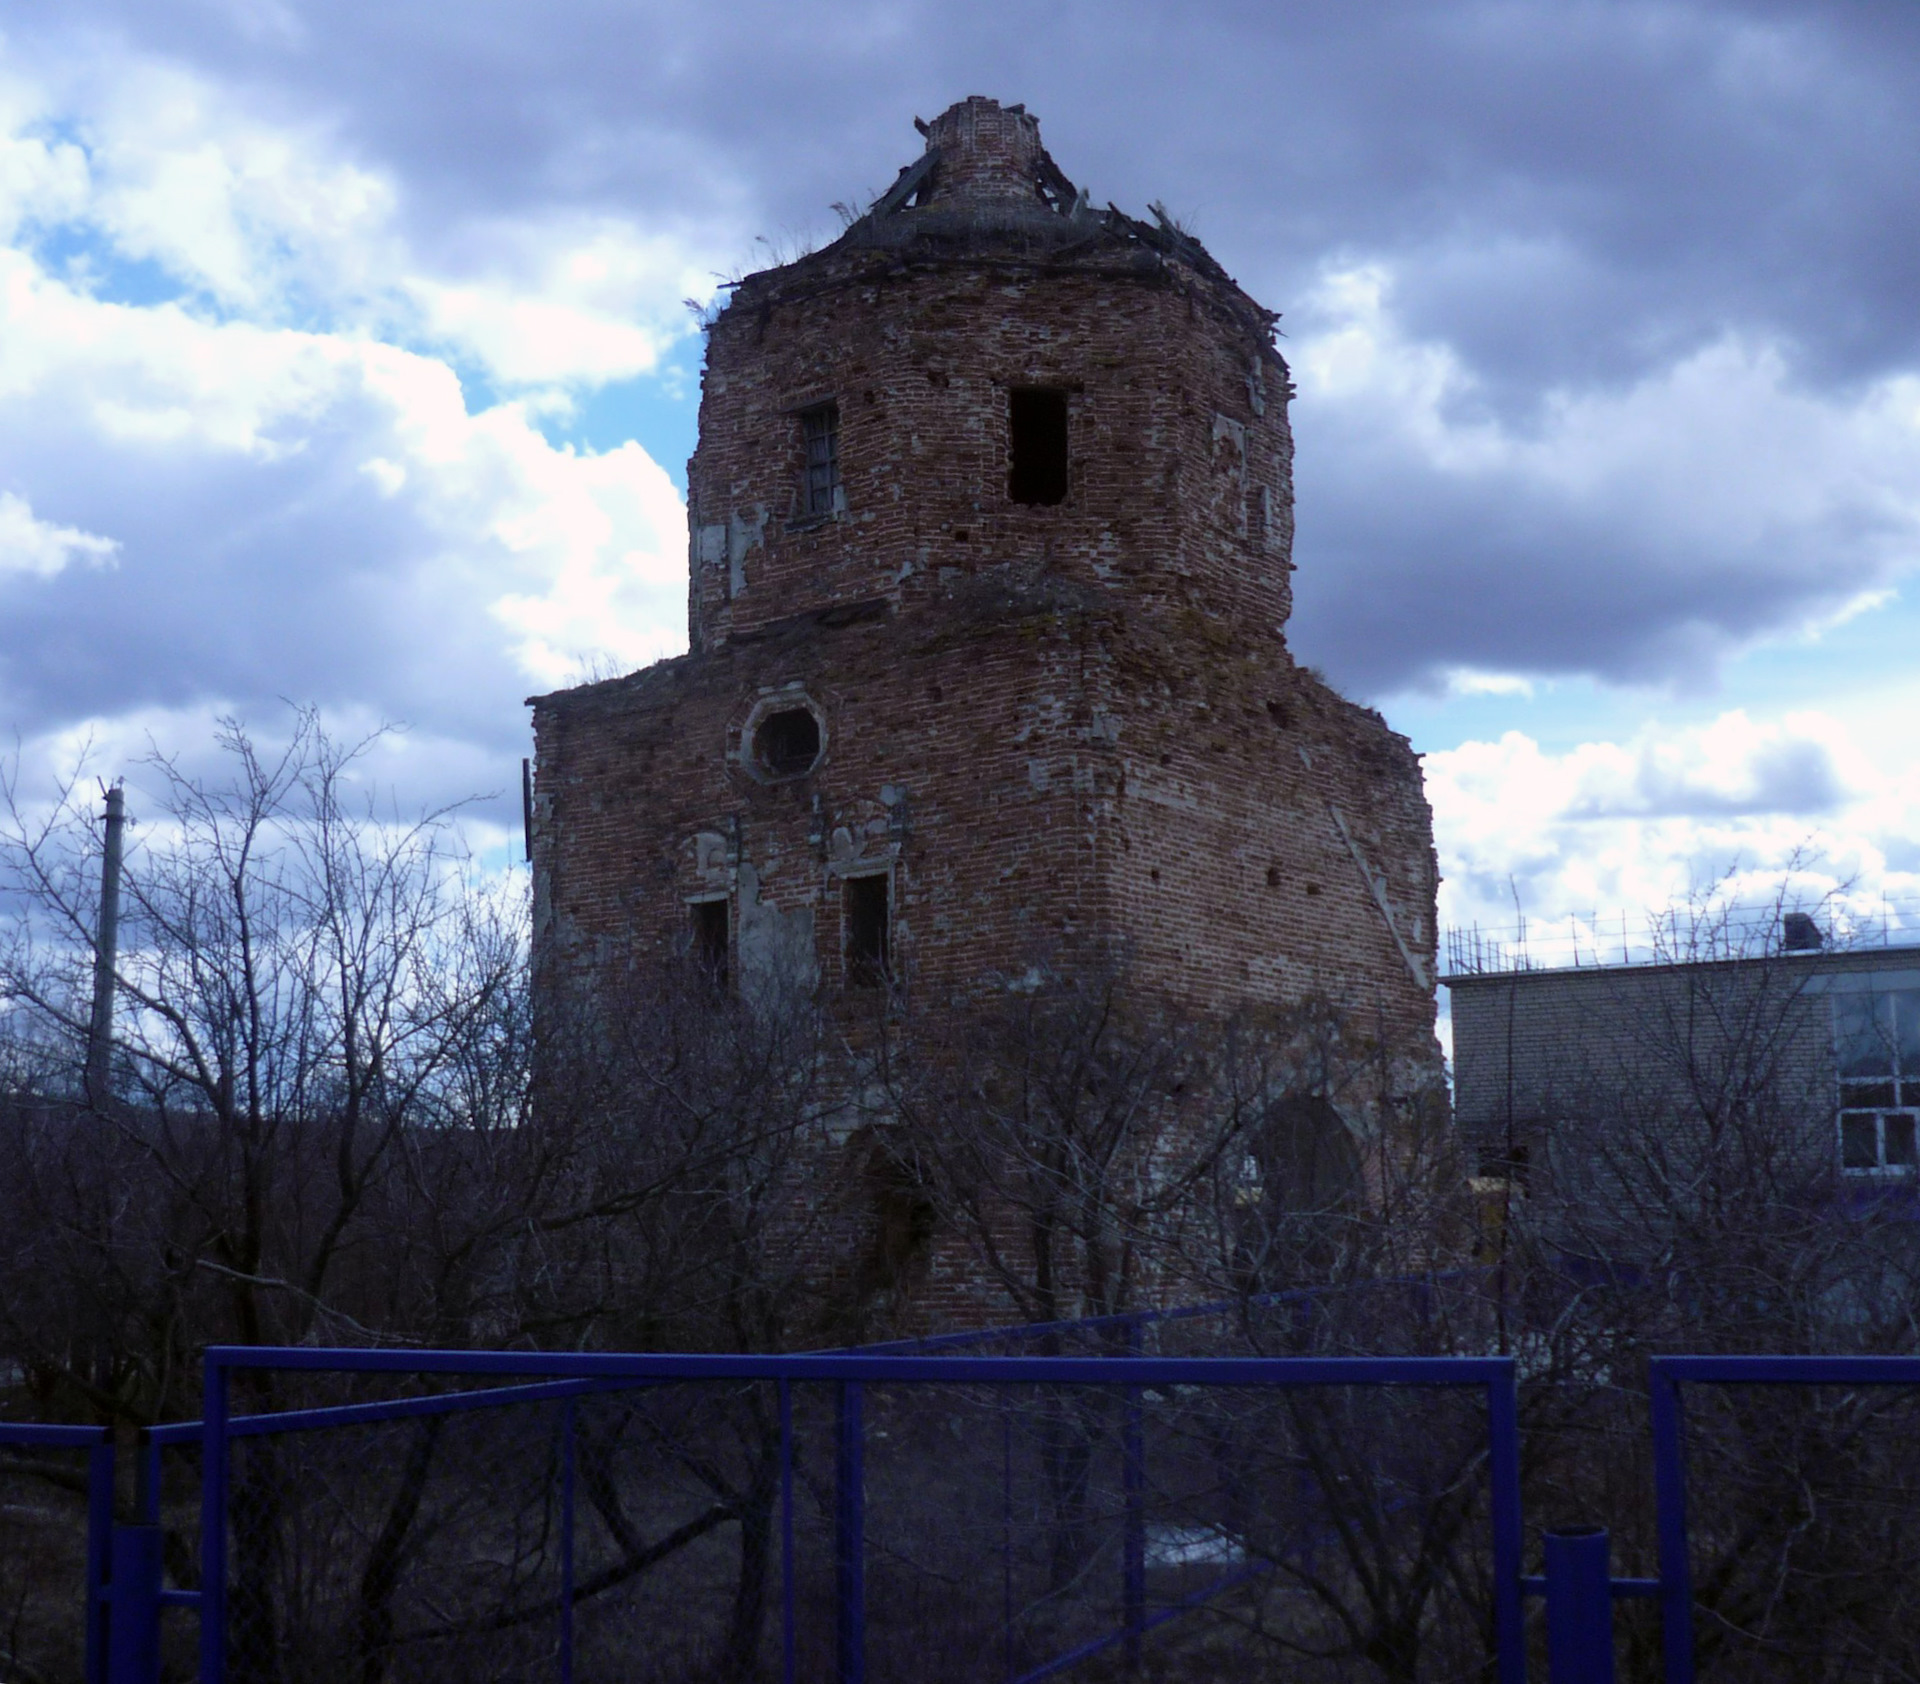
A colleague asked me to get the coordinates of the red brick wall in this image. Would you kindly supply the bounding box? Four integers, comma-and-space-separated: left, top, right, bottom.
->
529, 100, 1443, 1328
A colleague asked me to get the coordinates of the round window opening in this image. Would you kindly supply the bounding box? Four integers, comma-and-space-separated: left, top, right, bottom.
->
754, 707, 822, 778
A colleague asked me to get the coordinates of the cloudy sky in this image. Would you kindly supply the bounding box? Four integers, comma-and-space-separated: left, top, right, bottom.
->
2, 0, 1917, 962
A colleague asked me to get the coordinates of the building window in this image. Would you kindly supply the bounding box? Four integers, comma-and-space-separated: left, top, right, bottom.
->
801, 402, 840, 516
1833, 988, 1920, 1173
690, 898, 729, 989
1841, 1111, 1916, 1174
1008, 389, 1069, 506
845, 873, 890, 987
752, 707, 822, 779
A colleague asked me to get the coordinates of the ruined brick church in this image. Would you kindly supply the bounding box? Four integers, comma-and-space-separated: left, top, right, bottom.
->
529, 98, 1442, 1193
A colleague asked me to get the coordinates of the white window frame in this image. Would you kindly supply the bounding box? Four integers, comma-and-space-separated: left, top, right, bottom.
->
1832, 986, 1920, 1176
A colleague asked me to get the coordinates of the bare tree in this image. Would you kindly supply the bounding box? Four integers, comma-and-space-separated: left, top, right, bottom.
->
0, 714, 534, 1406
0, 717, 866, 1680
877, 964, 1494, 1678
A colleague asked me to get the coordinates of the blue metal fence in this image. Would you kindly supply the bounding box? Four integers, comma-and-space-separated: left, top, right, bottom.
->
1649, 1353, 1920, 1684
0, 1421, 114, 1684
195, 1347, 1526, 1684
13, 1342, 1920, 1680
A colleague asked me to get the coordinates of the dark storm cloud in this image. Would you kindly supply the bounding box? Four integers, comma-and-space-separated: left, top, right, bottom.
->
3, 0, 1918, 716
1285, 358, 1917, 696
17, 0, 1917, 380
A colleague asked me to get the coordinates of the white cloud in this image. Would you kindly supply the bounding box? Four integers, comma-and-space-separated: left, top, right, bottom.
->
0, 32, 704, 750
7, 49, 714, 400
1427, 709, 1920, 957
403, 221, 710, 389
0, 221, 689, 803
66, 58, 398, 313
6, 0, 1920, 932
0, 95, 89, 243
0, 490, 118, 578
1444, 669, 1535, 698
480, 434, 690, 685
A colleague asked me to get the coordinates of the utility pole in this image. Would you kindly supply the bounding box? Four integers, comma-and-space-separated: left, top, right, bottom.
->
85, 781, 125, 1110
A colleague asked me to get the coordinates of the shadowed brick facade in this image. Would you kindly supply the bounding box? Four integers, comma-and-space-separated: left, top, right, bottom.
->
529, 98, 1443, 1181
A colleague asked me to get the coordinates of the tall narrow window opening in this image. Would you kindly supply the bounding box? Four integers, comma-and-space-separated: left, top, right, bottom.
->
1009, 389, 1069, 506
845, 874, 890, 987
691, 898, 729, 989
801, 402, 840, 516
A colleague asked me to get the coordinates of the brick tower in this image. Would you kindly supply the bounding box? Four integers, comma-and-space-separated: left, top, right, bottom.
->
529, 97, 1443, 1119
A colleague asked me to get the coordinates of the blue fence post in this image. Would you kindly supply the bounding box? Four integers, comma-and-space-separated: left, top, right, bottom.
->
1648, 1364, 1694, 1684
779, 1381, 797, 1684
85, 1440, 114, 1684
199, 1356, 228, 1684
1121, 1322, 1146, 1672
835, 1380, 865, 1684
1544, 1527, 1615, 1684
137, 1434, 161, 1527
108, 1524, 165, 1684
559, 1398, 576, 1684
1001, 1395, 1014, 1682
1486, 1366, 1526, 1684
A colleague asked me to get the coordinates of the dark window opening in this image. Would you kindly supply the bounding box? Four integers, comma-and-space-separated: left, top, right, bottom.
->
846, 874, 890, 987
1009, 389, 1069, 506
691, 899, 729, 989
1890, 1114, 1919, 1167
754, 708, 821, 778
1476, 1142, 1531, 1189
1843, 1112, 1881, 1171
801, 402, 840, 516
1844, 1079, 1897, 1109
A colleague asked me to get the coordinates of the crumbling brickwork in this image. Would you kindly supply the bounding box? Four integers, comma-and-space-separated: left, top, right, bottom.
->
529, 98, 1445, 1323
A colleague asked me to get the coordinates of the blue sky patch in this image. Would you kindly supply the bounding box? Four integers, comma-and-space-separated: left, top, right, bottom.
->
533, 357, 702, 489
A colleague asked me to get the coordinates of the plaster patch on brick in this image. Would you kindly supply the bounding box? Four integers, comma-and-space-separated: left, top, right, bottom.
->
1246, 359, 1268, 417
737, 860, 818, 995
1210, 414, 1249, 485
692, 831, 729, 890
727, 506, 768, 598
